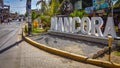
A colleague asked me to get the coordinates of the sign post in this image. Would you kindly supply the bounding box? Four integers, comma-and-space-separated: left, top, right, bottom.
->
108, 35, 114, 62
26, 0, 32, 36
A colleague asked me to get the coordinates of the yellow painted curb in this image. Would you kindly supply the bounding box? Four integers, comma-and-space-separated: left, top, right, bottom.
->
22, 33, 120, 68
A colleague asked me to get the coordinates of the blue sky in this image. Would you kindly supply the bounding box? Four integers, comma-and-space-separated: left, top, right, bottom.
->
4, 0, 39, 14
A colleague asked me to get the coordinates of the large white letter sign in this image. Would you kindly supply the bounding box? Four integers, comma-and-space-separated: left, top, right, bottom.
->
72, 17, 81, 33
81, 17, 91, 35
64, 17, 72, 33
68, 17, 73, 33
50, 16, 118, 39
91, 17, 103, 37
103, 17, 117, 37
50, 17, 57, 31
58, 17, 64, 32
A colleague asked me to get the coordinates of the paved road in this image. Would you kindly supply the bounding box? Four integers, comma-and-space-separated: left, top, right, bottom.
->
0, 21, 102, 68
0, 21, 22, 50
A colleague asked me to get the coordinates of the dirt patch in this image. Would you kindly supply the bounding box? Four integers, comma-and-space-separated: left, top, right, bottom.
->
64, 45, 84, 56
97, 51, 120, 64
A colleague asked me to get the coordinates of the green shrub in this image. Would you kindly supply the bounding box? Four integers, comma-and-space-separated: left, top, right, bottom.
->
40, 15, 46, 21
114, 51, 120, 56
69, 10, 86, 18
45, 27, 50, 32
32, 28, 45, 34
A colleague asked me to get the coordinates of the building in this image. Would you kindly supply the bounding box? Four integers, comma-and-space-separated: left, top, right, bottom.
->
0, 0, 3, 23
0, 0, 3, 7
59, 0, 92, 9
0, 0, 10, 23
58, 0, 92, 15
2, 5, 10, 21
10, 13, 18, 20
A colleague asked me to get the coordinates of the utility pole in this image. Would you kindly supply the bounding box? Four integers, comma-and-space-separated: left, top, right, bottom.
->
26, 0, 32, 36
111, 0, 113, 17
108, 0, 113, 17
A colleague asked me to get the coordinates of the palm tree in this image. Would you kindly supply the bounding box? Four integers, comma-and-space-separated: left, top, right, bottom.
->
36, 0, 48, 15
49, 0, 60, 16
113, 0, 120, 8
26, 0, 32, 35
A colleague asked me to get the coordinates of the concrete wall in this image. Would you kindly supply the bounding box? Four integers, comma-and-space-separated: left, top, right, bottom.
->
49, 31, 118, 45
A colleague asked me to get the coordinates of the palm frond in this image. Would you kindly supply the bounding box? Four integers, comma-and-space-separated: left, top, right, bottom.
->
36, 0, 43, 6
114, 0, 120, 8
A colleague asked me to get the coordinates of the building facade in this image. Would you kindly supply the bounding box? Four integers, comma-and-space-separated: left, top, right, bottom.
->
0, 0, 3, 7
0, 0, 10, 23
0, 0, 3, 23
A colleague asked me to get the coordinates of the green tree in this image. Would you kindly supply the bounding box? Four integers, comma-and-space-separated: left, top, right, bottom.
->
49, 0, 60, 16
32, 11, 40, 21
114, 0, 120, 8
69, 10, 86, 18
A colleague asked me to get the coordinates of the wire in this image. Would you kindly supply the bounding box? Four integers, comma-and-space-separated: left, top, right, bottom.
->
10, 6, 26, 8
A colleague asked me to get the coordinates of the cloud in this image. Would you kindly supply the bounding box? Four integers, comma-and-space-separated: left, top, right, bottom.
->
4, 0, 38, 14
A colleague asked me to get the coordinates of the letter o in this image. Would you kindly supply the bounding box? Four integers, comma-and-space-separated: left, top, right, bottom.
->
81, 17, 91, 35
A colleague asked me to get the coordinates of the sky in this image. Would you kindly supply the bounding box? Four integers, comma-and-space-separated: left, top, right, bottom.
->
4, 0, 40, 14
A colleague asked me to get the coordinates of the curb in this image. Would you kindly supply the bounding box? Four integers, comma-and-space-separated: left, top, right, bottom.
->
22, 33, 120, 68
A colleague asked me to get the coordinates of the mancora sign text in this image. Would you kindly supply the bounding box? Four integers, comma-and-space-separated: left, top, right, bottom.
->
50, 17, 117, 38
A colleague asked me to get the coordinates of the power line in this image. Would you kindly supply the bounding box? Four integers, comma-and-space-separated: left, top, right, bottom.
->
10, 6, 26, 8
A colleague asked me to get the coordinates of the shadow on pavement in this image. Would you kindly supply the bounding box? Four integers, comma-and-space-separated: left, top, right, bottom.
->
0, 40, 23, 54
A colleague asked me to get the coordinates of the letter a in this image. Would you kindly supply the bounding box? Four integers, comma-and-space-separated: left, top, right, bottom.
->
103, 17, 117, 38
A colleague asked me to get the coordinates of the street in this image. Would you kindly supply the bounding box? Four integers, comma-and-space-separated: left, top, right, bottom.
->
0, 21, 102, 68
0, 21, 23, 68
0, 0, 120, 67
0, 21, 21, 51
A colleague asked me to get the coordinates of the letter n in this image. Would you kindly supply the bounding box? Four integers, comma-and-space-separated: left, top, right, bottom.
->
50, 17, 57, 31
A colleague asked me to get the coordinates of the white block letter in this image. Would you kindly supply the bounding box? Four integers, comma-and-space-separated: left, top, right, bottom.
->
103, 17, 117, 38
57, 17, 64, 32
72, 17, 81, 33
64, 17, 72, 33
50, 17, 57, 31
91, 17, 103, 37
81, 17, 91, 35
